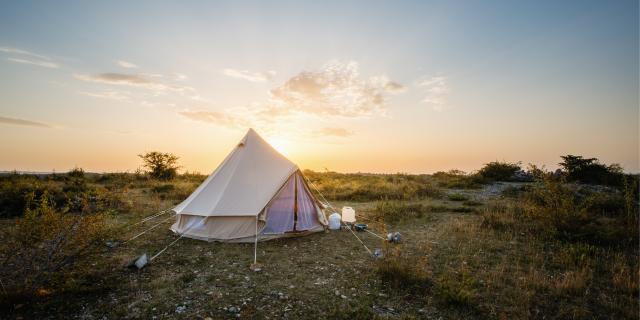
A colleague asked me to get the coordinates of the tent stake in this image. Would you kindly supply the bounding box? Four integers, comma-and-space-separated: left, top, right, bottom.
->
254, 215, 258, 265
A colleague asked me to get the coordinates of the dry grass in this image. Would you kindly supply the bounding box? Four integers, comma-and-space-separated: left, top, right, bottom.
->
0, 172, 637, 319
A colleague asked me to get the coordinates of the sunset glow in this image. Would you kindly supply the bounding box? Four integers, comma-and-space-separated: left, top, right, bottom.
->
0, 1, 637, 174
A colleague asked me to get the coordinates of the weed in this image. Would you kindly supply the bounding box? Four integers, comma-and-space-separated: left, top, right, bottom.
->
447, 193, 469, 201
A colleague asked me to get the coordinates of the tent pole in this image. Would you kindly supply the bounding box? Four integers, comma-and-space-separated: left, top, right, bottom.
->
253, 215, 258, 264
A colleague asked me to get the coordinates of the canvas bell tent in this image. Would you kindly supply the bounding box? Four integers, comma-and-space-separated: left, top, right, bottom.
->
171, 129, 328, 242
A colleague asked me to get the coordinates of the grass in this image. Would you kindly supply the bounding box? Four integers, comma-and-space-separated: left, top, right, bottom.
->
447, 193, 470, 201
0, 170, 637, 319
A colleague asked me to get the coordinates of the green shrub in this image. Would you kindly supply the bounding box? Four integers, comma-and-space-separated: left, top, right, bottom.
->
477, 161, 521, 182
0, 175, 66, 218
523, 174, 638, 246
435, 271, 477, 307
559, 155, 624, 186
0, 192, 108, 299
447, 193, 469, 201
138, 151, 180, 181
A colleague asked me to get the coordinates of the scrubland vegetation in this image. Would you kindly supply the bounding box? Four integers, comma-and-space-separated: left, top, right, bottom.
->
0, 155, 637, 319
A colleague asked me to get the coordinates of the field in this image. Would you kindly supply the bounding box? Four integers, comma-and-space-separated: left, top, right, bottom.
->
0, 167, 638, 319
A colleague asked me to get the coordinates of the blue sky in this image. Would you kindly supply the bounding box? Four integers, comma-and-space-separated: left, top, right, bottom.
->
0, 0, 637, 173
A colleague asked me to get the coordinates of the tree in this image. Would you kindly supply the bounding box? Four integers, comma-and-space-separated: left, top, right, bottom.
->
559, 155, 623, 186
138, 152, 180, 180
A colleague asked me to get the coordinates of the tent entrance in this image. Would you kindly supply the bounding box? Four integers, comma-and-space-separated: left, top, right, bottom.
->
262, 172, 321, 235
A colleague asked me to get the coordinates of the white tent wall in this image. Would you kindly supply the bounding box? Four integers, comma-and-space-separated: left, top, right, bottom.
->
172, 215, 264, 241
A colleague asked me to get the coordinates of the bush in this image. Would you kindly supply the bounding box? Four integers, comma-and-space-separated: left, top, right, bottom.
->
0, 175, 66, 218
138, 151, 180, 180
523, 173, 638, 246
477, 161, 521, 182
435, 271, 477, 307
448, 193, 469, 201
0, 192, 108, 299
559, 155, 624, 186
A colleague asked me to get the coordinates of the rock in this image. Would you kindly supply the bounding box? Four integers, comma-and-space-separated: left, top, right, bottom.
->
228, 306, 238, 313
334, 290, 340, 296
175, 306, 187, 314
340, 295, 347, 299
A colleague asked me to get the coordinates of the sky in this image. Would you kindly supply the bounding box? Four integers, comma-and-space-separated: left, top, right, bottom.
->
0, 0, 638, 174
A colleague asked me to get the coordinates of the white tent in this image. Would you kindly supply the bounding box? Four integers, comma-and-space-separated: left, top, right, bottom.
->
171, 129, 328, 242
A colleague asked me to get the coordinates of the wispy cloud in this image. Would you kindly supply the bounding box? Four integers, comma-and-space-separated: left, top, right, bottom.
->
178, 110, 247, 128
270, 60, 405, 118
116, 60, 138, 69
222, 68, 276, 82
0, 46, 51, 61
1, 46, 59, 69
313, 127, 354, 137
0, 116, 53, 128
79, 90, 130, 101
417, 76, 450, 111
74, 73, 194, 93
370, 75, 407, 94
7, 57, 59, 69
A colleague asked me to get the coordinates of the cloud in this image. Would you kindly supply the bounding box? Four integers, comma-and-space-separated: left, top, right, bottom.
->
313, 127, 354, 137
0, 116, 53, 128
7, 57, 59, 69
417, 76, 450, 111
74, 73, 194, 93
178, 110, 247, 128
370, 75, 407, 94
178, 61, 404, 135
0, 46, 51, 60
270, 60, 405, 118
1, 46, 59, 69
79, 90, 130, 101
116, 60, 138, 68
222, 68, 276, 82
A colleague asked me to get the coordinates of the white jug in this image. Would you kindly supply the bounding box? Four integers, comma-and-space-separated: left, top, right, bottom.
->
328, 212, 341, 230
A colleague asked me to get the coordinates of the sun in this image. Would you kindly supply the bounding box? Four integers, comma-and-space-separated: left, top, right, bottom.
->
267, 135, 293, 156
